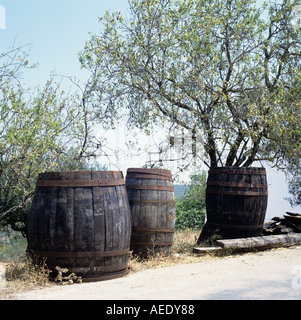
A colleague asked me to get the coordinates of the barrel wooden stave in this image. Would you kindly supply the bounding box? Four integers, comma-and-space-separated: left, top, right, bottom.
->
27, 171, 131, 281
126, 169, 175, 256
205, 167, 268, 239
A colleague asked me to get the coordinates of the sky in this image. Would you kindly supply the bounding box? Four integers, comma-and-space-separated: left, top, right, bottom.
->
1, 0, 129, 87
0, 0, 300, 219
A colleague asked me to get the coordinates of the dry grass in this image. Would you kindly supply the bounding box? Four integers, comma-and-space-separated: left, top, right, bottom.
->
128, 229, 216, 273
0, 258, 54, 299
0, 229, 219, 298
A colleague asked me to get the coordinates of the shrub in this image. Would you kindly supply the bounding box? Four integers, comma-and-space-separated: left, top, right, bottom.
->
175, 172, 206, 231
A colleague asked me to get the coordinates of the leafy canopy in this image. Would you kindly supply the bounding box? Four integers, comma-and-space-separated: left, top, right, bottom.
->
79, 0, 301, 170
0, 46, 97, 231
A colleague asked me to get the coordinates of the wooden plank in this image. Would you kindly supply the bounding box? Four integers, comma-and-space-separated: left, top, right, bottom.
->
286, 212, 301, 217
216, 233, 301, 249
73, 171, 94, 252
92, 171, 105, 252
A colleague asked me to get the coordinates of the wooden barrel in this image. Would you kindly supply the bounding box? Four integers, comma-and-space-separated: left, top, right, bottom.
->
205, 167, 268, 239
27, 171, 131, 282
126, 168, 175, 256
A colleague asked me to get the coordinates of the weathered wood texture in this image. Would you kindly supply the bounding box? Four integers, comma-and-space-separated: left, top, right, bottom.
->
126, 168, 175, 256
27, 171, 131, 282
200, 167, 268, 241
263, 212, 301, 235
216, 233, 301, 249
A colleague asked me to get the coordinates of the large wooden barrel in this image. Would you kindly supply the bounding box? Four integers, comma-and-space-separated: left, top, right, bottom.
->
126, 168, 175, 256
27, 171, 131, 282
204, 167, 268, 239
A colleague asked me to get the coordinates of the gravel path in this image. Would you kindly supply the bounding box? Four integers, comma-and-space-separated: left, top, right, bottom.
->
4, 246, 301, 300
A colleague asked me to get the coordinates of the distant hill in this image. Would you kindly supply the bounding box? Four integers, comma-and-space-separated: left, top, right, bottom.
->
174, 185, 189, 198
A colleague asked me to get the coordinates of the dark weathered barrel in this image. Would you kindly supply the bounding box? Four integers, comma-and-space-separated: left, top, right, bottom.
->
27, 171, 131, 282
126, 168, 175, 256
204, 167, 268, 239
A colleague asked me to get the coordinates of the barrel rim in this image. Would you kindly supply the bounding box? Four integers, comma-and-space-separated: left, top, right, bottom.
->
208, 167, 266, 175
38, 170, 124, 179
36, 178, 125, 188
127, 168, 172, 177
126, 173, 173, 181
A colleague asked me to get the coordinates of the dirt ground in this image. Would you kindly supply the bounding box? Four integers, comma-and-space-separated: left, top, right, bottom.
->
1, 246, 301, 300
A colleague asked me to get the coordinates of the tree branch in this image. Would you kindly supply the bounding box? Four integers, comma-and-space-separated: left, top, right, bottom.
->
0, 191, 34, 222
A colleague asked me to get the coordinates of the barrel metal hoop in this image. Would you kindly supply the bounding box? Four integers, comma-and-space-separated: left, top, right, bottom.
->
126, 173, 173, 181
206, 181, 268, 189
33, 248, 129, 258
207, 222, 263, 230
80, 269, 129, 283
126, 185, 174, 192
131, 241, 173, 246
127, 168, 172, 177
206, 189, 268, 196
68, 262, 128, 274
208, 168, 266, 175
129, 199, 175, 205
132, 227, 175, 233
36, 179, 125, 188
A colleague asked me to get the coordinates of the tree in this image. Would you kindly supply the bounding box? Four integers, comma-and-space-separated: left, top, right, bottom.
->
79, 0, 301, 170
0, 46, 97, 233
286, 164, 301, 207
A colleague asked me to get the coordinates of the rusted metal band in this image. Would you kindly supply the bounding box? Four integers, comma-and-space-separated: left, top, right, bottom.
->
36, 178, 125, 188
80, 269, 129, 283
132, 227, 175, 233
33, 248, 129, 258
208, 168, 266, 175
206, 189, 268, 196
129, 199, 175, 205
68, 262, 128, 274
127, 168, 172, 177
131, 241, 173, 246
207, 222, 263, 230
39, 170, 123, 177
126, 173, 173, 181
206, 181, 268, 189
126, 185, 174, 191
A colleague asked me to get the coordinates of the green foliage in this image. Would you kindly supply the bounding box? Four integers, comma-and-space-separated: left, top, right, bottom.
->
0, 230, 27, 261
175, 172, 206, 230
79, 0, 301, 170
0, 46, 97, 232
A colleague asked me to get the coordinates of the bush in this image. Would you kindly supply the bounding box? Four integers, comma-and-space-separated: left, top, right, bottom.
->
0, 230, 27, 262
175, 172, 206, 231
